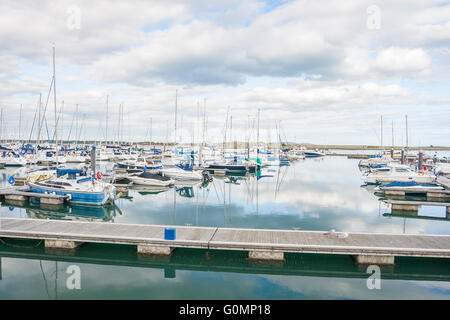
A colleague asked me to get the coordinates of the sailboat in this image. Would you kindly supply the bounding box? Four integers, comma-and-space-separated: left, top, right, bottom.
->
27, 168, 116, 206
27, 47, 116, 206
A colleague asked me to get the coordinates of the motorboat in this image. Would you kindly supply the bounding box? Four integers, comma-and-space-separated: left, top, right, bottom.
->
0, 153, 27, 167
359, 155, 397, 168
128, 171, 175, 187
363, 163, 437, 185
304, 150, 326, 158
375, 181, 444, 191
116, 156, 162, 171
162, 166, 203, 181
435, 163, 450, 176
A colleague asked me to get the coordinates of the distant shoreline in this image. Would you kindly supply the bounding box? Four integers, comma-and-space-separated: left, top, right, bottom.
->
302, 145, 450, 151
2, 140, 450, 151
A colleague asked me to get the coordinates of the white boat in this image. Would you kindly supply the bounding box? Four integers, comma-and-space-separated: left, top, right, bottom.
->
27, 168, 116, 206
303, 148, 326, 158
287, 150, 305, 160
1, 154, 27, 167
116, 157, 162, 170
375, 181, 443, 191
435, 163, 450, 176
161, 167, 203, 181
65, 153, 89, 163
359, 155, 397, 168
128, 171, 175, 187
363, 163, 436, 185
36, 151, 67, 165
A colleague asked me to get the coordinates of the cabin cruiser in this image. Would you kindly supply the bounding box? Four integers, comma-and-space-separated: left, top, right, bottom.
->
26, 168, 116, 206
128, 171, 175, 187
161, 157, 209, 181
287, 150, 305, 160
435, 163, 450, 176
116, 157, 163, 171
0, 152, 27, 167
359, 155, 397, 168
65, 151, 89, 163
205, 154, 260, 173
304, 149, 326, 158
363, 163, 437, 185
36, 151, 67, 165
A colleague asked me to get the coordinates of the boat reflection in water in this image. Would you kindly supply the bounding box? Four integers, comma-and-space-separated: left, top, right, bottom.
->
129, 185, 171, 195
1, 200, 119, 222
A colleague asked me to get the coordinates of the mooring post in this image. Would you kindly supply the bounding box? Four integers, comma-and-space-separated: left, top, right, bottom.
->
418, 151, 423, 170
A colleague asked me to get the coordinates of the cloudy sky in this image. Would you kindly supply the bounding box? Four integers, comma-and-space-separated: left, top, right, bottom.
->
0, 0, 449, 146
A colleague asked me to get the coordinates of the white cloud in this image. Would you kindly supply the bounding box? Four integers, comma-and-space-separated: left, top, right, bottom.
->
374, 47, 431, 76
0, 0, 449, 145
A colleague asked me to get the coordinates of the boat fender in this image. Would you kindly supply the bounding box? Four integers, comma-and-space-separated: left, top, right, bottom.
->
97, 171, 102, 180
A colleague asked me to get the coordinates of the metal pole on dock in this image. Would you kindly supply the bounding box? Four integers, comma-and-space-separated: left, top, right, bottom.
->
418, 152, 424, 170
91, 146, 96, 177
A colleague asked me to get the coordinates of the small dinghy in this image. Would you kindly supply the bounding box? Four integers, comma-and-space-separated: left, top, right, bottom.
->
128, 171, 175, 187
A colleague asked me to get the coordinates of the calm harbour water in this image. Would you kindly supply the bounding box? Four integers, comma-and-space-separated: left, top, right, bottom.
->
0, 154, 449, 299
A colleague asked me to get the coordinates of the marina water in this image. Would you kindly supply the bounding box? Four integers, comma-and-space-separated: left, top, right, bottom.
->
0, 154, 449, 299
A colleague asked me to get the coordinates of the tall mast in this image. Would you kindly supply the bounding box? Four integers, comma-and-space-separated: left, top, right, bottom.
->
75, 104, 79, 147
405, 115, 408, 149
117, 104, 120, 145
19, 104, 22, 144
53, 45, 59, 166
105, 94, 109, 146
150, 117, 152, 145
60, 100, 64, 146
37, 93, 41, 145
392, 120, 394, 148
380, 115, 383, 150
257, 108, 260, 158
223, 106, 230, 157
0, 107, 3, 144
174, 89, 178, 145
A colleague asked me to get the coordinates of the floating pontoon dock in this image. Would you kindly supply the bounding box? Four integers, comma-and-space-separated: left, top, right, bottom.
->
0, 186, 69, 205
0, 218, 449, 265
384, 199, 450, 214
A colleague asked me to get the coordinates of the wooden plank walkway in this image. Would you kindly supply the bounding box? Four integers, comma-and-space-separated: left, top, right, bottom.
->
0, 218, 449, 263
